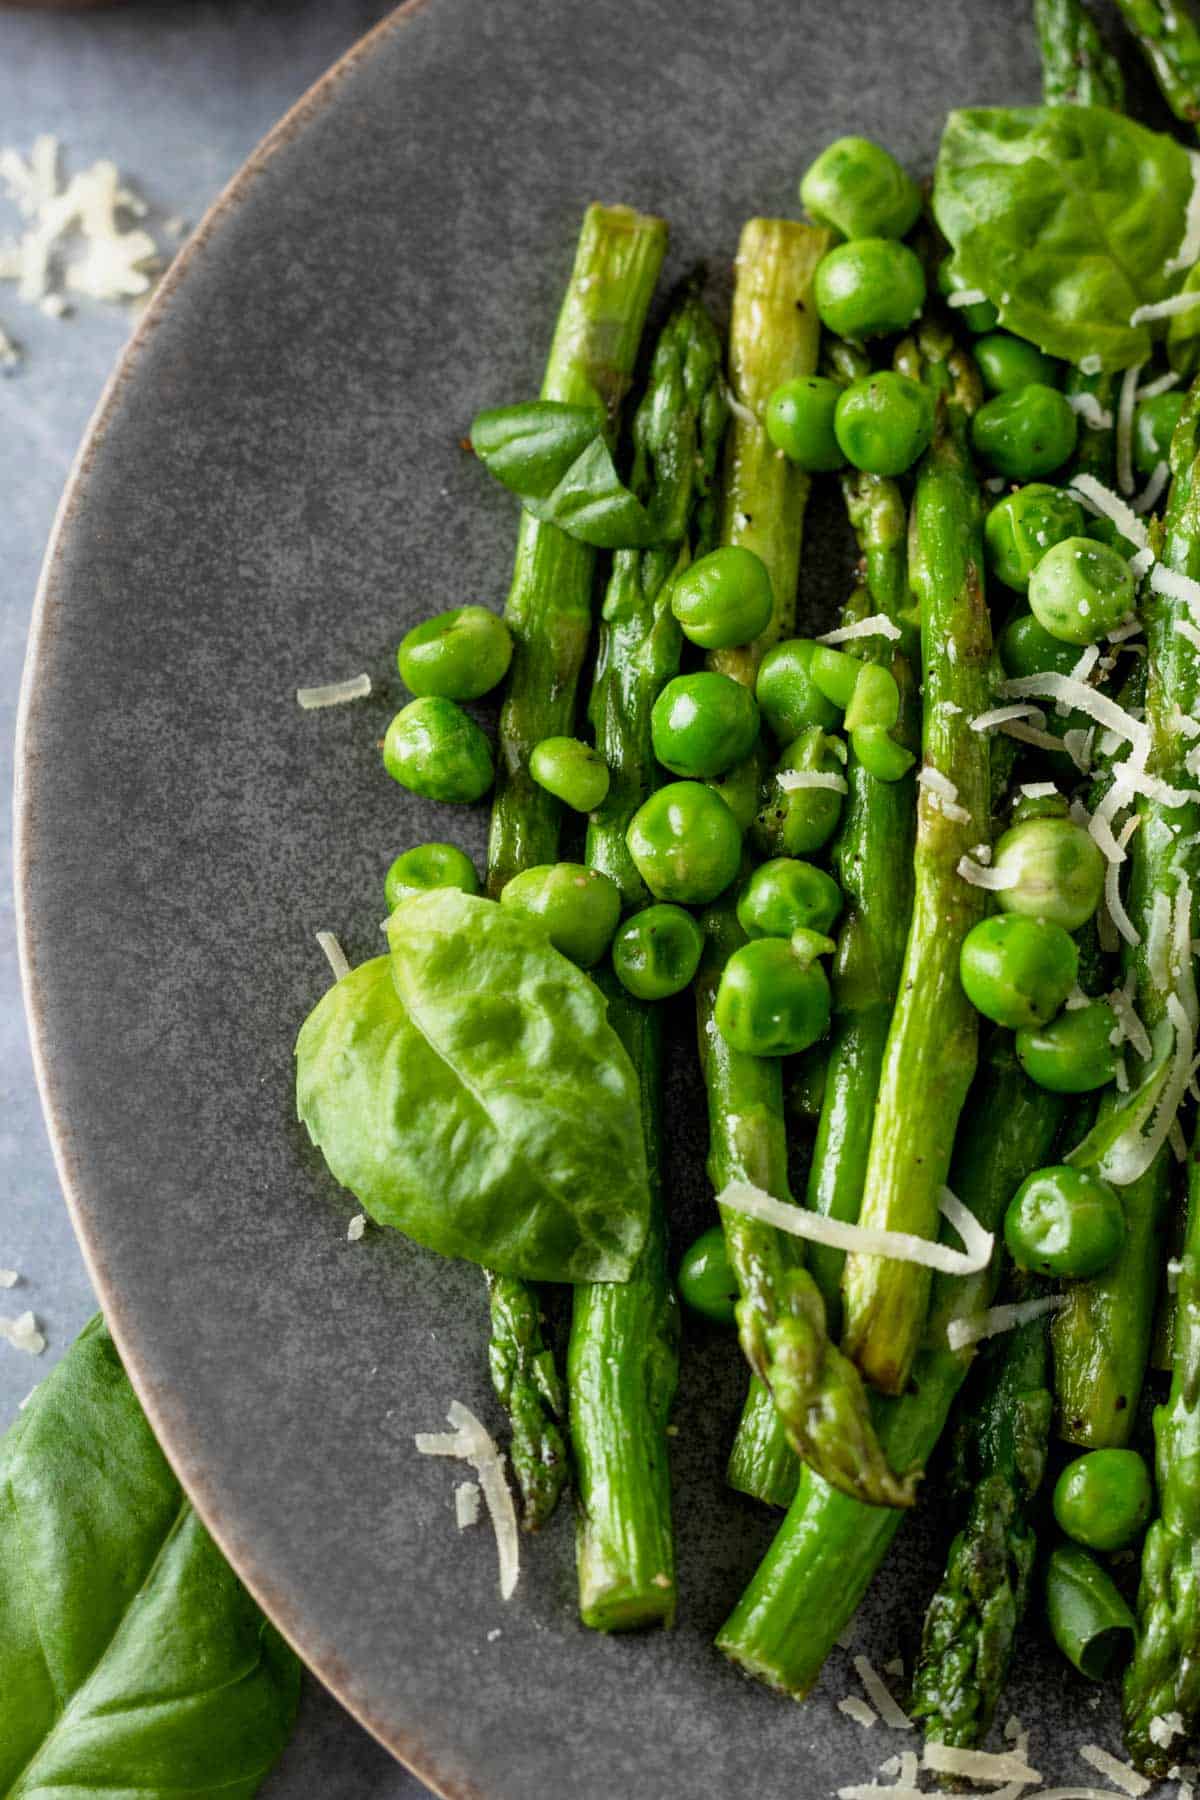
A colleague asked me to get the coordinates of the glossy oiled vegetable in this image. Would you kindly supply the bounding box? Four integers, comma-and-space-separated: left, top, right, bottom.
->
529, 736, 610, 812
611, 903, 704, 999
737, 857, 842, 940
678, 1224, 739, 1324
486, 203, 666, 894
764, 376, 844, 472
383, 696, 494, 803
1005, 1164, 1124, 1278
570, 292, 725, 1629
959, 913, 1078, 1030
499, 862, 621, 966
755, 727, 846, 856
991, 816, 1106, 929
974, 332, 1059, 394
397, 604, 513, 700
651, 671, 760, 778
971, 383, 1077, 480
938, 254, 999, 333
1046, 1542, 1136, 1678
296, 894, 650, 1283
1036, 0, 1126, 108
670, 546, 774, 649
0, 1316, 300, 1796
700, 217, 910, 1510
842, 326, 993, 1397
1028, 535, 1134, 644
985, 483, 1086, 591
1115, 0, 1200, 131
719, 1039, 1065, 1693
933, 105, 1195, 369
714, 935, 832, 1058
1016, 999, 1119, 1092
1134, 390, 1188, 476
815, 239, 925, 341
799, 135, 921, 241
1054, 1448, 1153, 1553
756, 638, 839, 740
627, 779, 743, 902
834, 371, 934, 476
910, 1301, 1052, 1749
384, 841, 480, 910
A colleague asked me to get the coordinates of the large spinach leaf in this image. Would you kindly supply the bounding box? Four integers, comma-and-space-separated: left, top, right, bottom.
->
0, 1315, 300, 1797
470, 400, 656, 548
296, 890, 651, 1282
934, 105, 1195, 369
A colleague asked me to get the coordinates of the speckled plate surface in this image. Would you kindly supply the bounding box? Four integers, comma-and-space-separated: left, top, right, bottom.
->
15, 3, 1163, 1795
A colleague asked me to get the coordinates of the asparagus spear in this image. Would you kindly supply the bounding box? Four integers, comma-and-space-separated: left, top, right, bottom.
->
1036, 0, 1127, 108
727, 484, 918, 1508
1051, 393, 1200, 1449
909, 1290, 1053, 1748
1114, 0, 1200, 128
842, 327, 993, 1397
568, 292, 727, 1630
1124, 1149, 1200, 1772
698, 220, 913, 1510
482, 204, 667, 1528
718, 1037, 1066, 1694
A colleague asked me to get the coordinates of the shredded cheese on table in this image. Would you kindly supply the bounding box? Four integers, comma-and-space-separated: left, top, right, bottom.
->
415, 1401, 519, 1599
837, 1696, 877, 1730
346, 1213, 366, 1242
1077, 1744, 1151, 1796
297, 672, 372, 710
921, 1742, 1042, 1785
455, 1480, 481, 1530
0, 1311, 45, 1356
816, 614, 902, 645
716, 1181, 992, 1277
0, 1269, 17, 1289
852, 1655, 912, 1731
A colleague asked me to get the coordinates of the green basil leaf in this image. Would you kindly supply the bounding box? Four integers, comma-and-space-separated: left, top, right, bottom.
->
470, 400, 603, 500
470, 400, 655, 547
0, 1316, 300, 1796
934, 105, 1194, 370
296, 891, 651, 1282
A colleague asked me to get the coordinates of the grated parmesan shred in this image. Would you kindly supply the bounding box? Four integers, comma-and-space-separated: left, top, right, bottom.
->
1131, 292, 1200, 325
346, 1213, 366, 1242
777, 769, 848, 795
315, 930, 351, 983
947, 1293, 1065, 1352
1117, 363, 1144, 494
415, 1401, 520, 1599
455, 1480, 481, 1530
1106, 814, 1143, 947
1138, 369, 1182, 401
971, 702, 1046, 733
947, 286, 988, 308
921, 1742, 1042, 1785
957, 855, 1013, 891
1068, 390, 1113, 429
999, 673, 1150, 752
837, 1696, 877, 1730
1133, 460, 1170, 516
1021, 781, 1059, 799
1152, 563, 1200, 621
716, 1180, 992, 1277
0, 1269, 17, 1288
852, 1655, 912, 1731
1070, 474, 1151, 551
1077, 1744, 1151, 1796
297, 672, 372, 710
0, 1311, 45, 1356
815, 614, 902, 646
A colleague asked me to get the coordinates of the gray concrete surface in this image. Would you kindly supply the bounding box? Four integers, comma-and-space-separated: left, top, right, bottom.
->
0, 4, 426, 1790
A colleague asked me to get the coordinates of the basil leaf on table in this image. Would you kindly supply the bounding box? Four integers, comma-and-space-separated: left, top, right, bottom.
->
934, 105, 1195, 370
470, 400, 656, 547
296, 890, 652, 1282
0, 1315, 300, 1797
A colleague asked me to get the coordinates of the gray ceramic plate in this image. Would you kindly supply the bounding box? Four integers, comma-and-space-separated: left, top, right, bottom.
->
16, 3, 1164, 1795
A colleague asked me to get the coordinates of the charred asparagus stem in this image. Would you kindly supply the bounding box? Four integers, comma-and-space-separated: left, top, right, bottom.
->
483, 204, 667, 1528
569, 293, 727, 1629
1037, 0, 1127, 108
842, 327, 992, 1397
910, 1288, 1053, 1748
1114, 0, 1200, 129
718, 1038, 1065, 1693
702, 219, 913, 1510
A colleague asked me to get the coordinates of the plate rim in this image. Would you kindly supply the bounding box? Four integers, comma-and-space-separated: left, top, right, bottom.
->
10, 5, 470, 1793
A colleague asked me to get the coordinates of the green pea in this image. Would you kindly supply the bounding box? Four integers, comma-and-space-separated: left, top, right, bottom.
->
529, 736, 610, 812
1009, 789, 1069, 826
1053, 1450, 1153, 1554
396, 605, 513, 700
382, 697, 494, 803
997, 610, 1082, 681
809, 644, 860, 709
714, 935, 832, 1058
974, 332, 1060, 395
971, 384, 1078, 481
834, 372, 935, 478
843, 662, 900, 732
799, 135, 922, 241
499, 862, 621, 967
705, 756, 761, 832
1005, 1164, 1124, 1279
677, 1225, 739, 1326
651, 671, 760, 779
1028, 536, 1134, 646
1045, 1543, 1136, 1681
1133, 390, 1187, 479
985, 484, 1086, 592
959, 913, 1079, 1030
814, 239, 926, 341
754, 727, 846, 858
851, 725, 916, 781
627, 780, 744, 905
611, 903, 704, 1001
764, 376, 845, 472
670, 546, 774, 649
937, 255, 999, 333
737, 857, 843, 940
384, 842, 480, 911
991, 817, 1105, 931
756, 638, 840, 740
1016, 999, 1119, 1093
